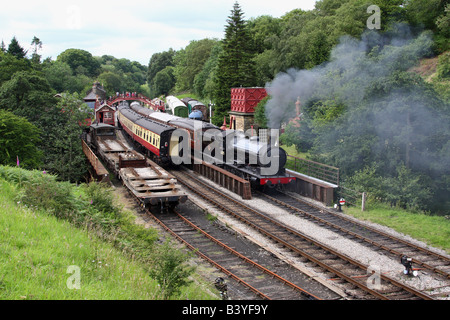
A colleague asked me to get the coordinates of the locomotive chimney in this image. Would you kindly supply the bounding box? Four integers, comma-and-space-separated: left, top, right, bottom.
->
295, 96, 301, 117
221, 116, 228, 130
289, 96, 302, 128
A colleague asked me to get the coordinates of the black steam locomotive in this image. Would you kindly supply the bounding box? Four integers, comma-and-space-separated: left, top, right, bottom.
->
117, 102, 294, 187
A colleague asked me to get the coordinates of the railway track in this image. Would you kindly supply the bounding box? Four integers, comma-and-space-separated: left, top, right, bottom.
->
170, 168, 434, 300
260, 190, 450, 280
148, 207, 320, 300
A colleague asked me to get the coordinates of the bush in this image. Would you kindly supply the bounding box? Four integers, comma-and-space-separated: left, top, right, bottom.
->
15, 170, 75, 217
350, 164, 433, 212
149, 239, 195, 299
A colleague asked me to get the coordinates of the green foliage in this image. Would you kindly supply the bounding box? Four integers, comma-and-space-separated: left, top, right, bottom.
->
149, 239, 195, 300
17, 172, 75, 218
349, 164, 433, 211
193, 43, 223, 99
432, 51, 450, 101
267, 24, 449, 213
7, 36, 27, 59
152, 66, 176, 97
96, 56, 147, 96
436, 51, 450, 79
0, 172, 215, 299
280, 120, 315, 153
247, 15, 281, 54
436, 4, 450, 43
0, 181, 159, 300
0, 51, 32, 85
46, 93, 90, 182
57, 48, 101, 77
0, 71, 56, 120
147, 49, 176, 82
173, 39, 218, 93
0, 165, 158, 258
147, 49, 176, 96
253, 96, 269, 128
212, 1, 257, 125
0, 72, 89, 181
0, 110, 42, 168
406, 0, 449, 52
30, 36, 43, 66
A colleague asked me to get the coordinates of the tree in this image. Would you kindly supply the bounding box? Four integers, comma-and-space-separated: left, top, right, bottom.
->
173, 38, 218, 93
97, 71, 123, 96
193, 43, 223, 99
147, 49, 176, 85
253, 96, 269, 128
30, 36, 43, 65
247, 15, 281, 54
151, 66, 176, 96
0, 51, 32, 85
0, 71, 56, 122
0, 72, 89, 181
406, 0, 447, 32
7, 36, 27, 59
57, 48, 100, 77
247, 15, 282, 85
0, 109, 42, 168
49, 93, 90, 181
212, 1, 257, 125
149, 239, 194, 300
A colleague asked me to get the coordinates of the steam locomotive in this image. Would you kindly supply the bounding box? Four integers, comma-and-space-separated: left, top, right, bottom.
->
117, 101, 294, 187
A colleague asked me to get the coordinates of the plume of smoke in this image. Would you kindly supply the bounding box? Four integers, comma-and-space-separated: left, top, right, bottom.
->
264, 25, 434, 129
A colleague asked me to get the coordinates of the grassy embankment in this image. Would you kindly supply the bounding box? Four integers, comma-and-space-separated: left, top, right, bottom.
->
0, 166, 217, 300
344, 205, 450, 254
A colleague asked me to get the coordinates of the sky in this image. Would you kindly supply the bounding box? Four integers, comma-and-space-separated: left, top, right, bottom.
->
0, 0, 318, 65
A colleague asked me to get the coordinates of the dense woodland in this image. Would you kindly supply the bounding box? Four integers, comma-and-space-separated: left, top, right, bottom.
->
0, 0, 449, 214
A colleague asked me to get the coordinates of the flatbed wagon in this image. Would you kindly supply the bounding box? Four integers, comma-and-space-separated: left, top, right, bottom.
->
83, 123, 187, 208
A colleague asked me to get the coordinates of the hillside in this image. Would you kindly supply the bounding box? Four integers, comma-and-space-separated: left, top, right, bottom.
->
0, 166, 217, 300
410, 51, 450, 100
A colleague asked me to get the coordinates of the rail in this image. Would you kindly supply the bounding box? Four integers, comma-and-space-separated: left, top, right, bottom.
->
172, 209, 319, 300
147, 208, 271, 300
285, 155, 339, 186
176, 169, 434, 300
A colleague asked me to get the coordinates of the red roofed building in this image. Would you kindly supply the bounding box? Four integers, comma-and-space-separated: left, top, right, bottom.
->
228, 87, 267, 133
95, 103, 116, 126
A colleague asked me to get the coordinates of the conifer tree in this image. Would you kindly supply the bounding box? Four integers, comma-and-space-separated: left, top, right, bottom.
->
212, 1, 256, 126
7, 36, 27, 59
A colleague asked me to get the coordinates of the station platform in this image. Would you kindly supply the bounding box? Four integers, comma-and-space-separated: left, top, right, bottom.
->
285, 169, 338, 206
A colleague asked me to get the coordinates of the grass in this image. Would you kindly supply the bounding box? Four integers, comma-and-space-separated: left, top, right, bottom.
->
174, 92, 206, 104
344, 203, 450, 254
0, 167, 218, 300
0, 180, 156, 299
281, 143, 310, 159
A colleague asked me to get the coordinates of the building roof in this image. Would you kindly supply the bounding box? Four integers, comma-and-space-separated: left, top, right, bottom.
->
84, 82, 107, 101
96, 104, 115, 112
84, 90, 98, 101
